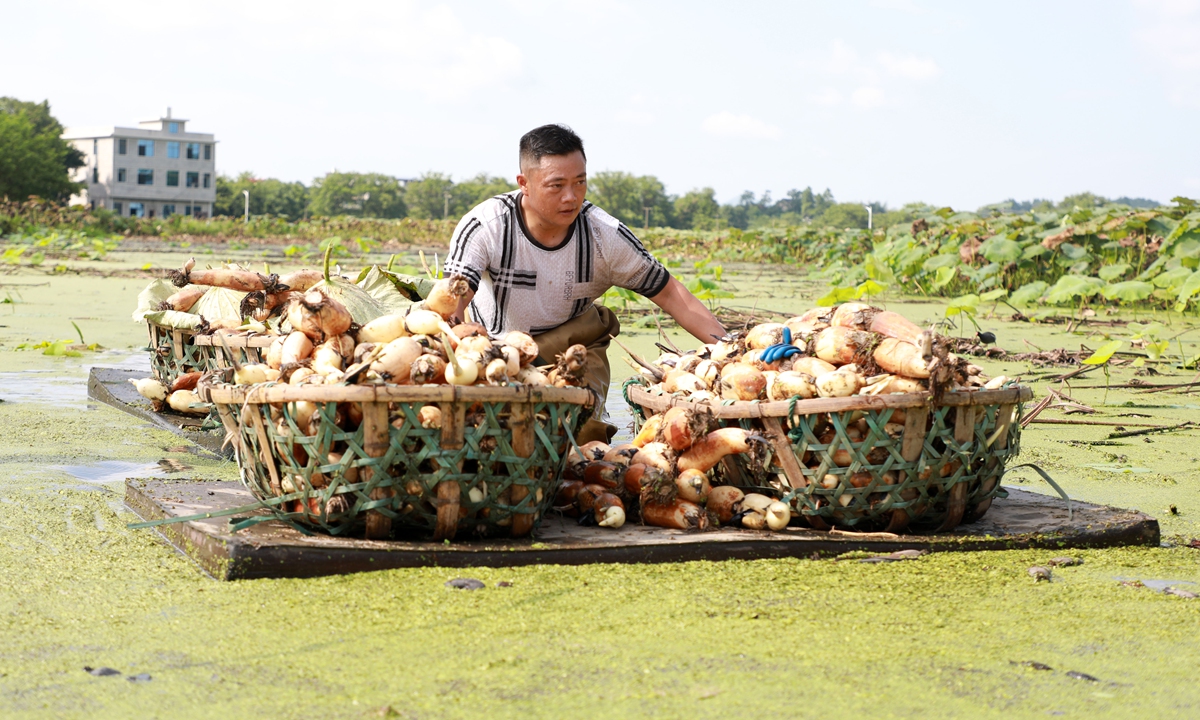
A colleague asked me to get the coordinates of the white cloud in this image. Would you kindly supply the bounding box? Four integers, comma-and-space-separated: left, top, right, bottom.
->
878, 51, 941, 80
851, 87, 886, 108
701, 112, 782, 140
799, 40, 939, 110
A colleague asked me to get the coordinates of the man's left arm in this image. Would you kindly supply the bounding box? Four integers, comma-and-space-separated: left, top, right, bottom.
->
648, 276, 727, 344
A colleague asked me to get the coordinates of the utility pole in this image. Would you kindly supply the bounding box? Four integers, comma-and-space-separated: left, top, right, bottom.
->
864, 205, 873, 230
243, 190, 250, 223
443, 190, 451, 219
643, 206, 651, 229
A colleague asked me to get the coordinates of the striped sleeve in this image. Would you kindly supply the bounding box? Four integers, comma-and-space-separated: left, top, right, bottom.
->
609, 222, 671, 297
444, 214, 490, 292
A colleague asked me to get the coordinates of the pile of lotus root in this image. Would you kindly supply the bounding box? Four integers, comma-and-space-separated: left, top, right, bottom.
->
552, 302, 1011, 533
131, 268, 591, 419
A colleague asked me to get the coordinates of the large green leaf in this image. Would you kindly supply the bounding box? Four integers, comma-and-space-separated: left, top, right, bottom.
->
1098, 262, 1130, 281
191, 287, 246, 325
1010, 281, 1048, 306
1175, 270, 1200, 312
981, 236, 1022, 263
355, 266, 414, 312
132, 279, 186, 321
1151, 266, 1193, 290
932, 265, 957, 288
1100, 281, 1153, 302
945, 294, 979, 318
922, 254, 960, 272
1082, 340, 1122, 365
1045, 275, 1104, 305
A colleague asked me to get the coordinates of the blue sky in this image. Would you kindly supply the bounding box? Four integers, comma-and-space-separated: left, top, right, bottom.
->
5, 0, 1198, 209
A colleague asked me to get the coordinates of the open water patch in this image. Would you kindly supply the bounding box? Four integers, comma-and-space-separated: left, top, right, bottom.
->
0, 351, 149, 408
52, 460, 164, 490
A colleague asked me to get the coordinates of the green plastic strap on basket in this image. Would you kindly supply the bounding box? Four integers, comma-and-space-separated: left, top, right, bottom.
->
127, 493, 291, 531
621, 376, 649, 422
1002, 463, 1072, 521
228, 513, 315, 536
560, 413, 585, 462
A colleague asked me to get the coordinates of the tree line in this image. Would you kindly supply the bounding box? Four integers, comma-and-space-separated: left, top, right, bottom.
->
216, 169, 897, 231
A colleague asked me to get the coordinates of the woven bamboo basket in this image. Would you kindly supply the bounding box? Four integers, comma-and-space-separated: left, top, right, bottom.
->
202, 381, 592, 540
145, 320, 275, 385
626, 382, 1032, 533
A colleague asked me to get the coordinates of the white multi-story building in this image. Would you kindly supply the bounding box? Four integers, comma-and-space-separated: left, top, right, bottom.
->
62, 109, 216, 218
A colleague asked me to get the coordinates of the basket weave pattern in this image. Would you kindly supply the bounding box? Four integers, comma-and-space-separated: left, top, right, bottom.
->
626, 381, 1029, 533
146, 320, 274, 385
207, 384, 591, 540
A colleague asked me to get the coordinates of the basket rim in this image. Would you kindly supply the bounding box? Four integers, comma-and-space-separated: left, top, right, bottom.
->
207, 381, 593, 406
627, 383, 1031, 418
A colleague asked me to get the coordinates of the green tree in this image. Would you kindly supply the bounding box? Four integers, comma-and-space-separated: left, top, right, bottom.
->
404, 172, 455, 219
452, 173, 517, 216
819, 202, 870, 229
0, 98, 84, 201
406, 172, 517, 220
587, 171, 674, 228
214, 172, 309, 220
673, 188, 721, 229
1056, 192, 1106, 212
307, 172, 406, 218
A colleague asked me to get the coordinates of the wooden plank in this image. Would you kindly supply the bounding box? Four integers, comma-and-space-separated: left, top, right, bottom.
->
937, 406, 976, 532
360, 401, 392, 540
761, 417, 807, 490
507, 401, 536, 538
973, 403, 1017, 519
627, 385, 1031, 419
885, 405, 929, 533
434, 399, 467, 540
246, 407, 281, 496
124, 479, 1160, 580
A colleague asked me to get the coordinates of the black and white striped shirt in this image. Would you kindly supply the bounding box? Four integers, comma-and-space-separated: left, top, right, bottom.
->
444, 191, 671, 337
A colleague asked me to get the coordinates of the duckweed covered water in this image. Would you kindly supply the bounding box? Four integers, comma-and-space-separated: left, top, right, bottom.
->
1, 255, 1199, 718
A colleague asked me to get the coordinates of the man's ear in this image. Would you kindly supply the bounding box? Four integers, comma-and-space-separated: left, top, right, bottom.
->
516, 173, 528, 192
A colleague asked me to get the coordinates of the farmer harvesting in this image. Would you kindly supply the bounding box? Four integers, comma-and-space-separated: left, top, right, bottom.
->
445, 123, 726, 443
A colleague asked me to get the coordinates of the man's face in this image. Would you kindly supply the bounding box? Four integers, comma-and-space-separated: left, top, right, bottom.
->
517, 151, 587, 230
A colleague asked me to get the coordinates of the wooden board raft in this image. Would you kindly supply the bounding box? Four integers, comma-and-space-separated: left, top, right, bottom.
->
126, 478, 1159, 581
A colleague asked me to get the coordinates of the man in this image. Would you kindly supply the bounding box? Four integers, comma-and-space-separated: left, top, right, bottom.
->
445, 124, 726, 443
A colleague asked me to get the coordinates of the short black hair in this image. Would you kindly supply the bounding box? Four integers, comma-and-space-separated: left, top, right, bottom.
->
519, 124, 585, 172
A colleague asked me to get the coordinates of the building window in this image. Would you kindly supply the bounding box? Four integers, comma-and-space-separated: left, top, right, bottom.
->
118, 138, 127, 155
167, 141, 180, 159
187, 142, 201, 159
204, 144, 211, 160
129, 202, 145, 218
113, 202, 123, 215
137, 139, 154, 157
203, 173, 211, 189
148, 209, 155, 219
117, 168, 126, 182
186, 172, 199, 188
137, 169, 154, 185
92, 167, 99, 183
166, 170, 179, 187
163, 204, 176, 217
168, 122, 179, 133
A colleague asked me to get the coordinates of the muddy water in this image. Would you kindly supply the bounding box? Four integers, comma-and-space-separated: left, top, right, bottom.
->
1, 250, 1199, 718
